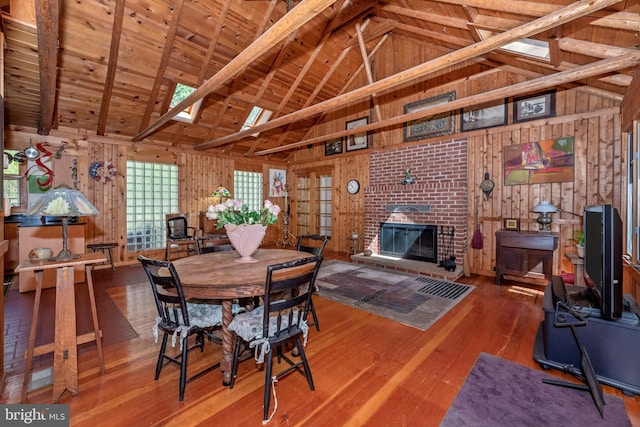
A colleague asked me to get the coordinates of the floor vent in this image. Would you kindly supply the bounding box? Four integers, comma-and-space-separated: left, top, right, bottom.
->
416, 278, 472, 300
354, 289, 389, 306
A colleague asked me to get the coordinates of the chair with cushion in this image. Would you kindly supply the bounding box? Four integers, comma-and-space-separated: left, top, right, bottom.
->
228, 255, 323, 423
165, 214, 197, 260
196, 235, 233, 254
296, 234, 328, 331
138, 255, 228, 401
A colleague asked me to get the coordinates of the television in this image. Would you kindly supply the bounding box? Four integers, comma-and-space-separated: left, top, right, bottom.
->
583, 204, 623, 320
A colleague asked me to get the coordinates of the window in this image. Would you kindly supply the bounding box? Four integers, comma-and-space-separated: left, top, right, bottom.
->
475, 29, 550, 61
126, 161, 178, 252
241, 106, 273, 136
295, 171, 332, 237
3, 150, 23, 209
234, 170, 263, 210
170, 83, 203, 123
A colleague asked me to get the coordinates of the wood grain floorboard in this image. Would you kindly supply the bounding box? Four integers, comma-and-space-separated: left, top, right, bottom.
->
2, 251, 639, 426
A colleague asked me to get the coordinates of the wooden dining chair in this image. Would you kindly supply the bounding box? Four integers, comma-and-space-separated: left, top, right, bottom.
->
296, 234, 328, 331
228, 255, 323, 423
138, 255, 224, 401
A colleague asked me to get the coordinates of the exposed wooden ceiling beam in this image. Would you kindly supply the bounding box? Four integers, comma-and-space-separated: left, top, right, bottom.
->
137, 0, 185, 134
96, 0, 125, 136
133, 0, 339, 142
253, 52, 640, 156
197, 0, 623, 150
34, 0, 58, 135
621, 64, 640, 131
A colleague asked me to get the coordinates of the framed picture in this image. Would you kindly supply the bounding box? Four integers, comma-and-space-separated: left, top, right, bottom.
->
345, 117, 371, 152
513, 90, 556, 123
503, 218, 520, 231
324, 138, 342, 156
268, 168, 286, 197
461, 99, 507, 132
503, 136, 574, 185
403, 91, 456, 142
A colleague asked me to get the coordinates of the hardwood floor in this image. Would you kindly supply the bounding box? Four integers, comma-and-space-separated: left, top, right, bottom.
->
3, 250, 640, 426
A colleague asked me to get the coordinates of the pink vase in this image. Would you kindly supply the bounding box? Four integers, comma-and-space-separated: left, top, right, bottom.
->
224, 223, 267, 263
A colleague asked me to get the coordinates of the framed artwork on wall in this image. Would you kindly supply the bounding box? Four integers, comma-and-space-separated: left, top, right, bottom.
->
268, 168, 286, 197
461, 99, 507, 132
503, 136, 574, 185
403, 91, 456, 142
324, 138, 342, 156
513, 90, 556, 123
345, 117, 371, 152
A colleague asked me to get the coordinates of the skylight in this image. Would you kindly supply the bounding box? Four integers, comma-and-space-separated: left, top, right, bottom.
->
501, 38, 550, 60
241, 106, 273, 136
170, 83, 202, 123
475, 29, 550, 61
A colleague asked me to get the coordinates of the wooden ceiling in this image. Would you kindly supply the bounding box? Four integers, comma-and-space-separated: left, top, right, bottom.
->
2, 0, 639, 160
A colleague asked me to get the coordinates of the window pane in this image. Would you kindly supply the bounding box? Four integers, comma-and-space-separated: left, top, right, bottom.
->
126, 161, 178, 252
317, 174, 332, 237
234, 170, 262, 211
296, 176, 310, 236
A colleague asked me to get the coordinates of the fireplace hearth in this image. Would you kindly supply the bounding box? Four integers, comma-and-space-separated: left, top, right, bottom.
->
379, 222, 437, 263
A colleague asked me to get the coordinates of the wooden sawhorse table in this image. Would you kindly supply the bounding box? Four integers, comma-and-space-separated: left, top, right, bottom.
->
16, 252, 107, 403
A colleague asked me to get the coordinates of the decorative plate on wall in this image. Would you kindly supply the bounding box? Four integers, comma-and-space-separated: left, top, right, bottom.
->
89, 161, 117, 183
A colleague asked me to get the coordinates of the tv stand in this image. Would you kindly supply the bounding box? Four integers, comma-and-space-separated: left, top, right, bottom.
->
534, 282, 640, 396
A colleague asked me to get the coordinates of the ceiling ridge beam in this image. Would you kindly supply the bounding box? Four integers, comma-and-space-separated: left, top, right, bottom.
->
196, 0, 623, 150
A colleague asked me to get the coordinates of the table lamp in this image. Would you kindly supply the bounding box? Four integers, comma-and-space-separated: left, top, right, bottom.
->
210, 186, 231, 205
28, 184, 100, 260
532, 201, 558, 231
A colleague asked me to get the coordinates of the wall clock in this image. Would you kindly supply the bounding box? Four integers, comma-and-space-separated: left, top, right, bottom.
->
347, 179, 360, 194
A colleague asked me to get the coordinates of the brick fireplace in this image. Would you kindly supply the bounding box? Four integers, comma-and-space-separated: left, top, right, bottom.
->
364, 138, 468, 267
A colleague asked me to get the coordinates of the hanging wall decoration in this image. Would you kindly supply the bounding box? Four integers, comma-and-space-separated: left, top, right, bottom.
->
89, 161, 117, 183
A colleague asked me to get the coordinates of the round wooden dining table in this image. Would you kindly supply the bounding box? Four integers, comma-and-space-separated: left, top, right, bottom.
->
171, 248, 312, 385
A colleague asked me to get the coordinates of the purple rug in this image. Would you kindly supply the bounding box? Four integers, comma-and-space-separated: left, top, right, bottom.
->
440, 353, 630, 427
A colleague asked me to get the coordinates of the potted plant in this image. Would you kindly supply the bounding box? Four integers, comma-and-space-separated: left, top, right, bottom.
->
569, 229, 585, 258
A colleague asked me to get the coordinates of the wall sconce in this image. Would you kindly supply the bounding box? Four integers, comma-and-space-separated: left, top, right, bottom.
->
401, 168, 415, 185
479, 172, 494, 199
532, 200, 559, 231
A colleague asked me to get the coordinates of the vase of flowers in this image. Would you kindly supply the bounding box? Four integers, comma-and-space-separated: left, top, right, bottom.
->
206, 199, 281, 263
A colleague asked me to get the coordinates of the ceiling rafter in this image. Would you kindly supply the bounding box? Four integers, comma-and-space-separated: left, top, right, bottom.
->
253, 51, 640, 156
196, 0, 623, 151
96, 0, 125, 136
133, 0, 339, 142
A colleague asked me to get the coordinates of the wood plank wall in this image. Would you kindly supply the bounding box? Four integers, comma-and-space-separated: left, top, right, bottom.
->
2, 37, 627, 275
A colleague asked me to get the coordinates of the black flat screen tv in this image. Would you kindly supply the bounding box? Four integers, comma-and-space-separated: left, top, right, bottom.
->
583, 204, 623, 320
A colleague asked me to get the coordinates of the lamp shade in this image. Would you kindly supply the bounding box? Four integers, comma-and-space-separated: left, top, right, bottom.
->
532, 201, 558, 214
28, 184, 100, 217
210, 186, 231, 205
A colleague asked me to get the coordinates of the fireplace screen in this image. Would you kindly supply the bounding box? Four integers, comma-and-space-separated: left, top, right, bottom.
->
379, 223, 438, 263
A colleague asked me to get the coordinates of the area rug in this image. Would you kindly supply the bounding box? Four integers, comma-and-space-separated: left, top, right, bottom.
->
315, 260, 474, 330
440, 353, 630, 427
4, 281, 139, 374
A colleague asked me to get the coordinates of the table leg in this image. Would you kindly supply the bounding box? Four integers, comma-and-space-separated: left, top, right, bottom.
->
53, 266, 78, 402
220, 299, 233, 385
85, 265, 104, 374
22, 270, 44, 403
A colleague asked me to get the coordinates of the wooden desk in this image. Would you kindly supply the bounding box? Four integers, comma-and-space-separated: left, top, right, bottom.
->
16, 252, 107, 402
172, 248, 312, 384
495, 231, 558, 285
565, 252, 585, 287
